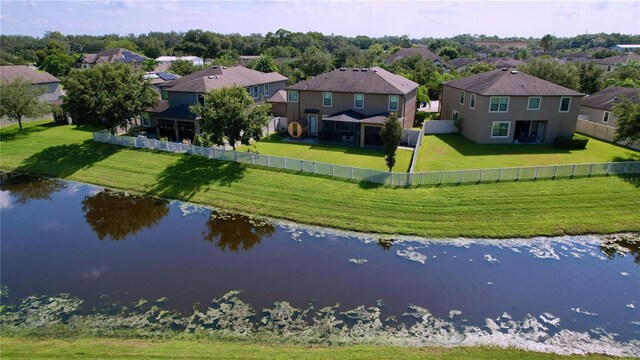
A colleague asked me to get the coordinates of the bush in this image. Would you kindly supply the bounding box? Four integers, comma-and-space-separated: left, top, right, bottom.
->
414, 111, 428, 127
554, 134, 589, 149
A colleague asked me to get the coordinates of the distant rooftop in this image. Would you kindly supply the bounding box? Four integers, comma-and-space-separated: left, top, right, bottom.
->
162, 66, 287, 93
581, 86, 640, 111
286, 67, 418, 95
0, 65, 60, 84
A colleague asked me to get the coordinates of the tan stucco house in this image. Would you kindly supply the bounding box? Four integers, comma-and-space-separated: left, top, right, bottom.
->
75, 48, 148, 71
441, 68, 585, 144
284, 67, 418, 148
579, 86, 640, 128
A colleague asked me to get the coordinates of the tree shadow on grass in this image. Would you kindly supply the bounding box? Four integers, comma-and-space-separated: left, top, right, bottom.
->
16, 140, 121, 178
432, 134, 572, 156
613, 154, 640, 162
618, 174, 640, 188
0, 121, 57, 142
150, 155, 246, 200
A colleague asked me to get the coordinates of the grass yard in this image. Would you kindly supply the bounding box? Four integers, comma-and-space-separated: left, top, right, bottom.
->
0, 337, 630, 360
1, 120, 639, 238
414, 134, 640, 172
238, 134, 413, 172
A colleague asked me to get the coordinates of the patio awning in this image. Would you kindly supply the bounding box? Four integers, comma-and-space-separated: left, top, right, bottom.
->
323, 110, 402, 125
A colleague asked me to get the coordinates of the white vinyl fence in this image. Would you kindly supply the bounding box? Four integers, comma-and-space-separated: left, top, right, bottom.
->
408, 121, 427, 173
576, 119, 640, 151
94, 131, 640, 186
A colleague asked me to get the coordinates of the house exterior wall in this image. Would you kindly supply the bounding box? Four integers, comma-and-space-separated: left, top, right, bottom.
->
36, 82, 63, 103
441, 84, 582, 144
257, 81, 287, 102
286, 90, 416, 131
269, 102, 287, 117
580, 106, 617, 127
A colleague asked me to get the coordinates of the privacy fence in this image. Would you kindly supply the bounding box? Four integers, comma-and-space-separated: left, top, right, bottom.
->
576, 118, 640, 151
94, 131, 640, 186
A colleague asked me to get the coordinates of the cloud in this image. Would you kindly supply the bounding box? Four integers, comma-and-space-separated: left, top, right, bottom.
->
104, 0, 134, 8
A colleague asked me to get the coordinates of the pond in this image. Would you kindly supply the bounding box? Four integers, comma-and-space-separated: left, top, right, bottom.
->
0, 175, 638, 356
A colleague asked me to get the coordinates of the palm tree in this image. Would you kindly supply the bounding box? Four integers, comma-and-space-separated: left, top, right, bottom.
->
142, 58, 159, 72
253, 55, 277, 73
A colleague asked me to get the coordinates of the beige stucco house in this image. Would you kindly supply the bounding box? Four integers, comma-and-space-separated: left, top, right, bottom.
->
284, 67, 418, 148
441, 69, 585, 144
579, 86, 640, 128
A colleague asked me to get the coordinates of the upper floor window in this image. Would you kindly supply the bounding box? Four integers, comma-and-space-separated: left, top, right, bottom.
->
603, 111, 610, 123
489, 96, 509, 112
288, 90, 299, 102
388, 95, 399, 111
470, 93, 476, 109
460, 90, 465, 105
354, 93, 364, 109
559, 97, 571, 112
264, 84, 269, 97
527, 97, 541, 110
161, 88, 169, 100
197, 94, 205, 106
323, 92, 332, 107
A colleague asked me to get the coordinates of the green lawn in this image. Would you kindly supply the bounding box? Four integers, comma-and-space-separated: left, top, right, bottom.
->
0, 337, 630, 359
1, 120, 639, 238
238, 134, 413, 172
414, 134, 640, 172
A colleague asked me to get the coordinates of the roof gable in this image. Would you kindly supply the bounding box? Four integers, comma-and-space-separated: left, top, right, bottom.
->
164, 66, 287, 93
286, 67, 418, 95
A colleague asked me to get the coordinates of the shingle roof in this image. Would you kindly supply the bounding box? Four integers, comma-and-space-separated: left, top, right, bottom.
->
163, 66, 288, 93
451, 58, 477, 69
77, 48, 147, 65
594, 53, 640, 66
580, 86, 640, 110
0, 65, 60, 84
323, 110, 394, 125
485, 57, 524, 68
444, 69, 584, 96
384, 47, 450, 68
286, 67, 418, 95
267, 89, 287, 103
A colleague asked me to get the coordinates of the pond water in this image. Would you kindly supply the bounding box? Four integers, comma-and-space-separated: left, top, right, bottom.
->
0, 176, 638, 355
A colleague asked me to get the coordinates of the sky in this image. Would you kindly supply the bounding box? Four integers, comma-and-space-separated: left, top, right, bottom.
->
1, 0, 639, 39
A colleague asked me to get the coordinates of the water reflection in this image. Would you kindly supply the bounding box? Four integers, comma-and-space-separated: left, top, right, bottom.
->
81, 189, 169, 240
600, 234, 640, 264
0, 175, 65, 205
202, 210, 275, 252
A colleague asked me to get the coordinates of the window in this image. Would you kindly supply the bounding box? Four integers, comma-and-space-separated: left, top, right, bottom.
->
559, 97, 571, 112
253, 86, 259, 99
603, 111, 610, 123
323, 92, 332, 107
470, 93, 476, 109
288, 90, 299, 102
264, 84, 269, 97
354, 93, 364, 109
489, 97, 509, 112
142, 112, 150, 127
452, 110, 459, 120
246, 87, 252, 95
197, 94, 205, 106
161, 88, 169, 100
607, 65, 612, 72
460, 90, 465, 105
491, 121, 510, 138
388, 95, 399, 111
527, 97, 541, 110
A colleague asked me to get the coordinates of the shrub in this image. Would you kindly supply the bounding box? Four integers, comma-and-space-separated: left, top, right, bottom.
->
414, 111, 428, 127
554, 134, 589, 149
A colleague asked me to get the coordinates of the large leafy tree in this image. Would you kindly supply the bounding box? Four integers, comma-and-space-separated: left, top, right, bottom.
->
62, 63, 159, 133
518, 59, 580, 91
0, 78, 50, 131
604, 60, 640, 88
35, 42, 75, 78
540, 34, 554, 53
577, 62, 604, 94
380, 112, 403, 172
612, 99, 640, 144
300, 46, 333, 78
167, 59, 200, 76
190, 86, 272, 150
103, 39, 139, 52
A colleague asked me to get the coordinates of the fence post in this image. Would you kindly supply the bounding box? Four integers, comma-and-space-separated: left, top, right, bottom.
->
498, 168, 502, 182
516, 167, 521, 181
301, 160, 304, 172
588, 163, 594, 177
351, 167, 354, 179
313, 161, 317, 174
284, 157, 288, 169
570, 164, 575, 178
479, 169, 483, 183
369, 169, 373, 182
534, 166, 539, 180
420, 172, 424, 186
267, 155, 271, 167
332, 164, 335, 177
153, 139, 158, 150
552, 165, 557, 179
251, 153, 255, 165
458, 170, 462, 184
439, 171, 443, 185
606, 162, 612, 175
234, 151, 238, 162
624, 162, 630, 174
391, 172, 394, 185
408, 173, 412, 186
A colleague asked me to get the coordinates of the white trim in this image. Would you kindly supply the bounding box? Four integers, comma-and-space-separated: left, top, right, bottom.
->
489, 96, 509, 113
288, 90, 299, 102
308, 114, 318, 135
490, 121, 511, 139
470, 93, 476, 109
459, 90, 465, 105
452, 110, 459, 120
602, 111, 610, 123
323, 92, 332, 107
388, 95, 399, 111
559, 97, 571, 113
527, 97, 541, 110
354, 93, 364, 109
264, 84, 269, 97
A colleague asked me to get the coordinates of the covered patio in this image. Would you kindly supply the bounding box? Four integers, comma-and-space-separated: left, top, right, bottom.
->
321, 110, 401, 148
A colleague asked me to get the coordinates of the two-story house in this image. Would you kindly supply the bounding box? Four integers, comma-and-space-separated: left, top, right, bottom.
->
384, 47, 451, 71
594, 53, 640, 73
284, 67, 418, 148
441, 68, 585, 144
579, 86, 640, 128
75, 48, 148, 70
0, 65, 63, 104
145, 66, 287, 142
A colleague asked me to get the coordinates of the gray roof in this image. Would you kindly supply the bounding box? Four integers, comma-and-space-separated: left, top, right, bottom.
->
580, 86, 640, 111
384, 47, 450, 68
0, 65, 60, 84
77, 48, 147, 65
595, 53, 640, 66
323, 110, 395, 125
267, 89, 287, 103
484, 57, 525, 68
286, 67, 418, 95
444, 69, 584, 97
163, 66, 288, 93
451, 58, 477, 69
